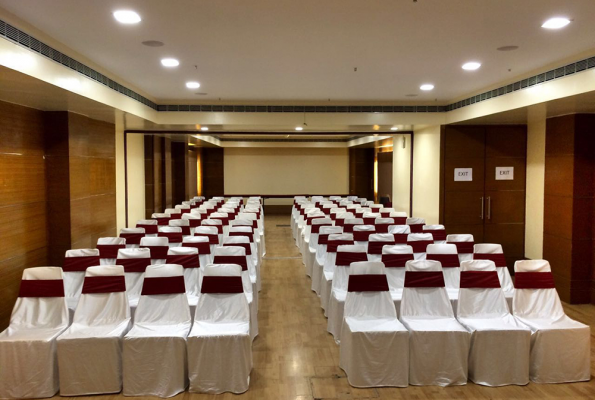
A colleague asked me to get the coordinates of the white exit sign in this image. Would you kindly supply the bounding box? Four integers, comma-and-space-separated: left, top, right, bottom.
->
496, 167, 514, 180
454, 168, 473, 181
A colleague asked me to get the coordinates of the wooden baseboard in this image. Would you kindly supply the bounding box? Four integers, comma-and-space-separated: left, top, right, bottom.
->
264, 205, 292, 214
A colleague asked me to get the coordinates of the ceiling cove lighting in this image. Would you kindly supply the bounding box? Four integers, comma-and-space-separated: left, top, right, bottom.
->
200, 126, 209, 131
541, 17, 571, 29
295, 127, 303, 131
186, 81, 200, 89
113, 10, 141, 24
462, 61, 481, 70
390, 127, 399, 131
161, 58, 179, 67
420, 84, 434, 91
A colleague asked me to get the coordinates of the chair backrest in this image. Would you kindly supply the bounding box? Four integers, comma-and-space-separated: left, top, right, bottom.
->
64, 249, 101, 273
388, 224, 411, 244
212, 246, 250, 281
374, 217, 394, 233
407, 233, 434, 254
343, 218, 364, 233
136, 219, 158, 234
389, 211, 408, 224
473, 243, 506, 267
166, 246, 201, 269
10, 267, 68, 329
423, 224, 447, 242
140, 236, 170, 259
152, 213, 171, 225
513, 260, 565, 320
164, 208, 181, 216
182, 235, 212, 255
367, 233, 396, 255
135, 264, 191, 324
169, 219, 191, 235
201, 218, 224, 234
426, 243, 460, 289
222, 235, 253, 256
352, 224, 375, 243
446, 234, 475, 254
120, 227, 145, 245
380, 207, 395, 217
406, 217, 426, 233
194, 226, 220, 245
381, 244, 414, 268
344, 261, 395, 319
74, 265, 130, 325
116, 247, 151, 273
457, 260, 509, 318
228, 226, 254, 243
158, 226, 183, 243
333, 245, 368, 292
97, 237, 126, 260
362, 212, 381, 225
182, 213, 202, 228
401, 260, 453, 318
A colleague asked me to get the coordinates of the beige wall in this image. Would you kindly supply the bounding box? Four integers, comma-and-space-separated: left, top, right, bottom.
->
224, 147, 349, 205
412, 125, 441, 224
126, 134, 146, 226
525, 105, 546, 259
392, 134, 411, 214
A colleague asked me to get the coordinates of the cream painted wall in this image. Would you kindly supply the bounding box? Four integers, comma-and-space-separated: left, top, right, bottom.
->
412, 125, 441, 224
525, 105, 546, 259
126, 134, 146, 226
224, 148, 349, 205
392, 134, 411, 214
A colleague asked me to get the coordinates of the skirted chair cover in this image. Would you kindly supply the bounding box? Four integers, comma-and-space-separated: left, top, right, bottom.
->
456, 260, 531, 386
63, 249, 101, 312
201, 218, 224, 241
97, 237, 127, 266
406, 217, 426, 233
400, 260, 471, 386
223, 235, 261, 292
120, 227, 145, 249
298, 210, 324, 251
367, 233, 396, 262
229, 225, 261, 269
334, 212, 355, 228
164, 208, 182, 217
339, 261, 409, 388
473, 243, 514, 309
237, 212, 265, 256
182, 235, 213, 265
311, 226, 343, 295
388, 224, 411, 245
446, 234, 474, 264
381, 244, 414, 317
181, 213, 202, 235
423, 224, 447, 244
343, 217, 364, 234
136, 219, 159, 236
0, 267, 69, 399
326, 245, 368, 342
122, 264, 192, 397
304, 217, 333, 278
169, 218, 192, 237
57, 265, 131, 395
116, 247, 151, 309
188, 264, 252, 394
158, 226, 183, 248
140, 236, 169, 265
407, 232, 434, 260
352, 224, 375, 249
167, 246, 202, 309
152, 213, 171, 226
361, 212, 380, 226
513, 260, 590, 383
374, 217, 394, 234
380, 207, 395, 218
328, 207, 346, 222
389, 211, 408, 225
320, 233, 354, 314
194, 225, 220, 253
426, 244, 460, 310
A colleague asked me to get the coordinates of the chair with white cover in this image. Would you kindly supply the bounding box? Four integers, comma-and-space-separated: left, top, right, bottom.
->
237, 212, 265, 256
406, 217, 425, 233
320, 233, 355, 314
379, 207, 395, 218
152, 213, 171, 226
456, 260, 531, 386
311, 226, 343, 295
334, 212, 355, 230
388, 224, 410, 245
97, 237, 126, 265
389, 211, 408, 225
166, 247, 201, 310
164, 208, 182, 220
299, 209, 322, 249
343, 218, 364, 235
122, 264, 191, 397
340, 261, 409, 388
362, 212, 380, 226
381, 245, 414, 317
140, 236, 169, 265
201, 219, 224, 242
169, 218, 192, 237
136, 219, 159, 236
295, 205, 315, 244
366, 233, 396, 262
426, 244, 460, 310
188, 264, 252, 394
210, 212, 231, 235
120, 227, 145, 249
513, 260, 590, 383
423, 224, 447, 244
304, 217, 333, 277
374, 217, 394, 234
63, 249, 101, 313
328, 207, 346, 222
158, 226, 183, 248
223, 235, 260, 293
194, 225, 220, 254
0, 267, 69, 399
400, 260, 470, 386
353, 207, 368, 219
182, 235, 213, 265
300, 212, 325, 259
352, 224, 375, 250
175, 204, 192, 214
327, 245, 368, 342
57, 265, 131, 395
407, 233, 434, 260
116, 248, 151, 309
369, 204, 384, 213
212, 246, 258, 340
446, 234, 474, 264
229, 225, 261, 269
473, 243, 514, 309
182, 213, 202, 235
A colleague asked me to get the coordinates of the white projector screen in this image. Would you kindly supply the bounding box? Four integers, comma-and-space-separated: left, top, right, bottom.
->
224, 147, 349, 205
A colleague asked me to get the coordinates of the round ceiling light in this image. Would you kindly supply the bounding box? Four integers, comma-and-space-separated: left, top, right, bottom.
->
186, 81, 200, 89
295, 127, 303, 131
420, 84, 434, 91
200, 126, 209, 131
161, 58, 179, 67
390, 127, 399, 131
113, 10, 141, 24
462, 61, 481, 70
541, 17, 571, 29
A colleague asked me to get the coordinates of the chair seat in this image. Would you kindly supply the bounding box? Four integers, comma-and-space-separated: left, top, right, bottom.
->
458, 315, 529, 332
323, 270, 333, 281
125, 322, 191, 338
190, 321, 250, 337
0, 327, 65, 342
516, 315, 588, 331
331, 289, 347, 302
345, 317, 407, 333
58, 321, 130, 339
401, 317, 468, 332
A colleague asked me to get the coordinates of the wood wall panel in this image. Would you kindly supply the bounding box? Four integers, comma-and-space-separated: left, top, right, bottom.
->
172, 141, 188, 206
348, 148, 374, 199
187, 148, 198, 200
162, 138, 173, 209
202, 148, 224, 197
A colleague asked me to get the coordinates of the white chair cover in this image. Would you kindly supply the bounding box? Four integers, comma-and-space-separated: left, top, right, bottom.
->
311, 226, 343, 295
352, 224, 375, 250
446, 234, 474, 264
136, 219, 158, 237
182, 213, 202, 235
164, 208, 181, 217
367, 233, 395, 262
194, 225, 220, 254
57, 265, 131, 395
169, 218, 191, 236
0, 267, 69, 399
456, 260, 531, 386
321, 233, 354, 314
382, 244, 413, 316
188, 264, 252, 394
120, 227, 145, 249
407, 232, 433, 260
98, 237, 127, 265
140, 236, 169, 265
159, 226, 183, 248
223, 235, 260, 293
427, 243, 460, 309
229, 225, 261, 269
513, 260, 590, 383
474, 243, 514, 309
304, 217, 333, 277
116, 247, 151, 309
182, 235, 213, 265
168, 246, 202, 308
400, 260, 471, 386
423, 224, 447, 244
201, 219, 224, 242
122, 264, 191, 397
63, 249, 100, 312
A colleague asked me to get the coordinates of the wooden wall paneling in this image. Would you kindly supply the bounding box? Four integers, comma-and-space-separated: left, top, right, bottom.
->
377, 151, 393, 202
153, 136, 164, 213
202, 148, 224, 197
187, 147, 198, 200
162, 138, 173, 209
348, 148, 374, 199
171, 141, 188, 206
144, 135, 155, 218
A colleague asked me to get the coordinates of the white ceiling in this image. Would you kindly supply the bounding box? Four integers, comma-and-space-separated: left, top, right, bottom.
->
2, 0, 595, 103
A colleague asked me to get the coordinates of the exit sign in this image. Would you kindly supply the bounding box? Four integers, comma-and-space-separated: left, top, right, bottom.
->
454, 168, 473, 181
496, 166, 514, 180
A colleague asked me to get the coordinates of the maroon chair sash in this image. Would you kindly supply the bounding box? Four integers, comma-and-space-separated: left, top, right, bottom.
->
229, 231, 254, 242
335, 252, 368, 267
141, 275, 186, 295
97, 244, 126, 259
119, 232, 144, 245
63, 256, 100, 272
367, 241, 395, 254
425, 229, 446, 241
347, 274, 389, 292
82, 275, 126, 294
141, 245, 169, 260
223, 243, 252, 255
426, 254, 460, 268
318, 234, 330, 245
201, 276, 244, 293
330, 214, 337, 221
182, 242, 211, 254
459, 271, 501, 288
447, 241, 475, 254
353, 231, 373, 242
195, 233, 219, 245
19, 280, 65, 297
335, 219, 346, 227
381, 253, 414, 268
407, 240, 433, 253
363, 217, 376, 225
514, 272, 556, 289
404, 271, 445, 287
311, 224, 332, 234
187, 219, 202, 228
116, 258, 151, 273
136, 224, 158, 234
178, 226, 191, 236
344, 224, 363, 234
473, 253, 507, 267
326, 240, 354, 253
213, 255, 248, 271
211, 217, 229, 226
166, 254, 200, 269
155, 217, 171, 226
408, 223, 424, 233
393, 233, 408, 244
393, 217, 407, 225
374, 224, 390, 233
158, 232, 183, 243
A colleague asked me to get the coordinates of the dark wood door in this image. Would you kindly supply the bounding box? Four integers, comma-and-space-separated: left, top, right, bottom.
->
377, 152, 393, 202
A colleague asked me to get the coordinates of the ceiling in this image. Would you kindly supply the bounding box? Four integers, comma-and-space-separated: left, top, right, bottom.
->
2, 0, 595, 103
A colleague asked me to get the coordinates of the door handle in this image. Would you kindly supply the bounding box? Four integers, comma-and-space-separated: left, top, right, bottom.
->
480, 197, 484, 220
487, 196, 491, 220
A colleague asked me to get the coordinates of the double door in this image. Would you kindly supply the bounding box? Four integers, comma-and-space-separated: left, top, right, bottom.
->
440, 125, 527, 270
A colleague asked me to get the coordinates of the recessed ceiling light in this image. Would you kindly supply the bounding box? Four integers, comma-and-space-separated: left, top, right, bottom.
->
200, 126, 209, 131
186, 81, 200, 89
161, 58, 179, 67
462, 62, 481, 71
390, 127, 399, 131
373, 125, 380, 131
541, 17, 571, 29
142, 40, 164, 47
420, 84, 434, 91
295, 127, 303, 131
497, 45, 519, 51
113, 10, 141, 24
